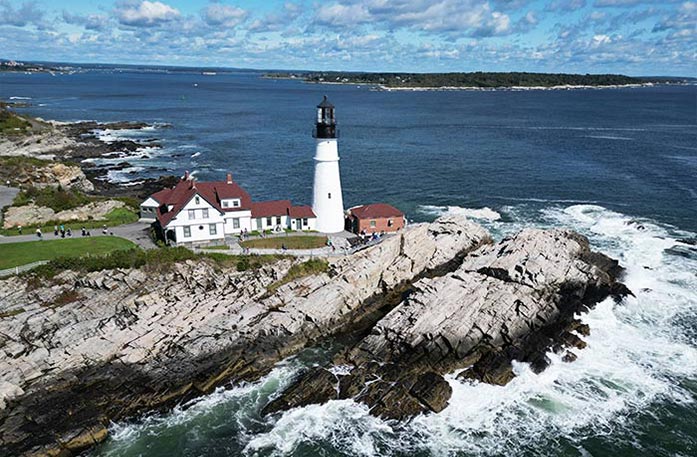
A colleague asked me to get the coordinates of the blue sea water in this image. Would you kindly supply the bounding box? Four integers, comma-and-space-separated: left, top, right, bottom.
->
1, 70, 696, 457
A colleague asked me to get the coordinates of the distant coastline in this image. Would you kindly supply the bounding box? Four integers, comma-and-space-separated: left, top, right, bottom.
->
264, 71, 693, 91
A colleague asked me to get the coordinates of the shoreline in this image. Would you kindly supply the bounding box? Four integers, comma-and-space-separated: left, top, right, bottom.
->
294, 79, 688, 91
0, 105, 178, 200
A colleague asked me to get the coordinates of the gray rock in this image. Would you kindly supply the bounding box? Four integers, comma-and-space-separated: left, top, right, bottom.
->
0, 215, 490, 456
265, 228, 629, 419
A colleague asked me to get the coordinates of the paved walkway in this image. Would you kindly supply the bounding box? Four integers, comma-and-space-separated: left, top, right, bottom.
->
0, 185, 19, 226
0, 223, 157, 249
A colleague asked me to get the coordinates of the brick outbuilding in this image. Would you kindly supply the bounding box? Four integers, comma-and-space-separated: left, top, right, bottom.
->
346, 203, 405, 234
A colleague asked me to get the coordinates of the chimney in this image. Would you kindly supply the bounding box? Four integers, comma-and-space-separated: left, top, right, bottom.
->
226, 173, 233, 184
184, 170, 190, 181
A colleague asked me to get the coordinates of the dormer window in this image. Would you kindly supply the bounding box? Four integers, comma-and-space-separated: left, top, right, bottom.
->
232, 199, 240, 207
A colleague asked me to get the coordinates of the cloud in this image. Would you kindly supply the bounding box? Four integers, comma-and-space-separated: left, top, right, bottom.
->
0, 0, 44, 27
114, 0, 180, 27
312, 0, 514, 37
62, 11, 109, 31
248, 2, 303, 33
314, 3, 372, 26
202, 3, 248, 27
594, 0, 680, 7
545, 0, 587, 12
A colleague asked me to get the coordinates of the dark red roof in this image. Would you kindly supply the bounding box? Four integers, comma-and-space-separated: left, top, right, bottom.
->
251, 200, 291, 218
350, 203, 403, 220
153, 177, 252, 226
289, 205, 316, 218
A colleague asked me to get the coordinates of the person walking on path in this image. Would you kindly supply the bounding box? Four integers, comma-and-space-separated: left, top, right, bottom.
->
36, 228, 42, 240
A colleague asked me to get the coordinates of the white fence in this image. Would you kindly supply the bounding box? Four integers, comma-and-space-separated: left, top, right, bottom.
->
0, 260, 49, 278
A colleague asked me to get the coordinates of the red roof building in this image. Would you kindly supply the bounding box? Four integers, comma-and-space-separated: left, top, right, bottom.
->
347, 203, 405, 234
140, 172, 317, 244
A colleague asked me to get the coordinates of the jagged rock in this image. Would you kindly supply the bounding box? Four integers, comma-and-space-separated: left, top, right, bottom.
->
3, 200, 125, 229
0, 215, 489, 456
266, 228, 630, 420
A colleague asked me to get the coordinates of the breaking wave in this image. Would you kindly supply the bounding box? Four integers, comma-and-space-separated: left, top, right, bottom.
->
419, 205, 501, 221
92, 204, 697, 457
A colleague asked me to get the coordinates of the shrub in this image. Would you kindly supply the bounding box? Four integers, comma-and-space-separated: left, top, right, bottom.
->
266, 258, 329, 295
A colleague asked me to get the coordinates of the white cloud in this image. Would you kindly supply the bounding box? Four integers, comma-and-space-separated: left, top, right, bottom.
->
202, 4, 248, 27
115, 1, 180, 27
315, 4, 372, 26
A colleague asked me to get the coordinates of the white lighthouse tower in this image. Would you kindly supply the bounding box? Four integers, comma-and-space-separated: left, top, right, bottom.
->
312, 96, 345, 233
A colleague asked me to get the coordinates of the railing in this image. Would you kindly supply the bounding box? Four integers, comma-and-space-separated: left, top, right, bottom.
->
0, 260, 49, 278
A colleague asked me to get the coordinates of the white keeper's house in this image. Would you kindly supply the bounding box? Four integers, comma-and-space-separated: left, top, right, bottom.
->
140, 171, 316, 246
141, 96, 348, 246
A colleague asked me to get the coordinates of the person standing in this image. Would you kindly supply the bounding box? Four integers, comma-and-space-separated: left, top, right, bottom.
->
36, 228, 42, 240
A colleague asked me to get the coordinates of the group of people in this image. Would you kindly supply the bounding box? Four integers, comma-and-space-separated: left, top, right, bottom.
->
32, 224, 113, 240
237, 227, 250, 242
358, 229, 385, 243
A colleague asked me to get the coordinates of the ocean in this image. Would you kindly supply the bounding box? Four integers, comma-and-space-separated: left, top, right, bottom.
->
1, 69, 696, 456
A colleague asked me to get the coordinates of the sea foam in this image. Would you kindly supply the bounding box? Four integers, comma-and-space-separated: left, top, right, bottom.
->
92, 204, 697, 457
419, 205, 501, 221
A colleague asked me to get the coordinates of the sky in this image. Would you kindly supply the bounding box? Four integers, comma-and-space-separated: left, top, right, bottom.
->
0, 0, 694, 75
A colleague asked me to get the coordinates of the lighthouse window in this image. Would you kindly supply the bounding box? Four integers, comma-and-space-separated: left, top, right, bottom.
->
328, 193, 332, 199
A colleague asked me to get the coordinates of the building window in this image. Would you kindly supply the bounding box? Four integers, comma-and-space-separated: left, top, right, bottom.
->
388, 219, 394, 227
209, 224, 217, 235
195, 196, 200, 204
222, 201, 228, 208
266, 217, 272, 226
303, 218, 308, 227
183, 226, 191, 237
328, 193, 331, 199
370, 220, 376, 228
232, 199, 240, 207
188, 209, 195, 220
232, 218, 240, 229
276, 216, 281, 225
202, 208, 209, 219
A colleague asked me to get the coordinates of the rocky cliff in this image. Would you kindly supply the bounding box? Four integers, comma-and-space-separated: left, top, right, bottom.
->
264, 228, 630, 419
0, 215, 490, 456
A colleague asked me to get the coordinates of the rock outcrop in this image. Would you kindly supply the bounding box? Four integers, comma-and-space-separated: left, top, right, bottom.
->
0, 216, 490, 456
264, 228, 630, 419
2, 200, 125, 229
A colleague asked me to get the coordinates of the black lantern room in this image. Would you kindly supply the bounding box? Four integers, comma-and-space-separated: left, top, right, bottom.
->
314, 95, 336, 139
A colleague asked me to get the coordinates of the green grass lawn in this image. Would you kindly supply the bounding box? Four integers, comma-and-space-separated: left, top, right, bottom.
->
240, 235, 328, 250
0, 236, 136, 269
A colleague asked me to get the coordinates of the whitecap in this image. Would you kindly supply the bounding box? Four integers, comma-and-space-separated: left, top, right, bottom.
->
9, 96, 31, 100
419, 205, 501, 221
585, 135, 633, 141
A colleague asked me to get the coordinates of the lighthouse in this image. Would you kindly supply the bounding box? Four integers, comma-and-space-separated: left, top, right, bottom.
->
312, 96, 345, 233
